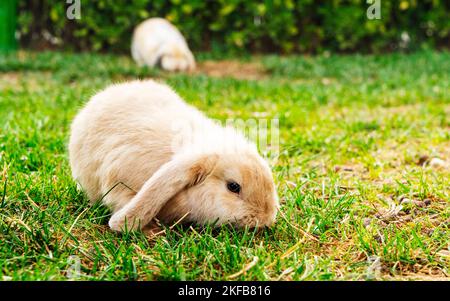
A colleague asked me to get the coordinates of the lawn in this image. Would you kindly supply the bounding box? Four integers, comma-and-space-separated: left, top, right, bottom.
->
0, 50, 448, 280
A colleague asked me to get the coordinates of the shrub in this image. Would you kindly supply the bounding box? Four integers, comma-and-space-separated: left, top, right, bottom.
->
17, 0, 450, 54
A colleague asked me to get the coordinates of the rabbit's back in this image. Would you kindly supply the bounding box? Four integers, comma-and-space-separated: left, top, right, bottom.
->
134, 18, 187, 45
69, 80, 197, 210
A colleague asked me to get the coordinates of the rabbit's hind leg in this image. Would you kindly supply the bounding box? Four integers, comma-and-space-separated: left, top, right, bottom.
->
100, 182, 137, 214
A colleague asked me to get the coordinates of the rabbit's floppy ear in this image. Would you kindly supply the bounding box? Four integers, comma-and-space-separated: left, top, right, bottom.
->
108, 153, 218, 231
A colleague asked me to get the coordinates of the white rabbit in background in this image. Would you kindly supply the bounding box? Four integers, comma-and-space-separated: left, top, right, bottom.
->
131, 18, 196, 72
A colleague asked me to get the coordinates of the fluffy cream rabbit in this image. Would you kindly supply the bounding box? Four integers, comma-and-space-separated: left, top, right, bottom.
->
131, 18, 196, 72
69, 80, 278, 232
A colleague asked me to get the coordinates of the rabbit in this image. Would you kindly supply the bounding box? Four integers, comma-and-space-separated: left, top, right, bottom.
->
131, 18, 196, 72
68, 80, 279, 232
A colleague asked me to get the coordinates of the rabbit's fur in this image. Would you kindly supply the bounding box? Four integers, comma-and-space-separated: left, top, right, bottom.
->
69, 80, 278, 231
131, 18, 196, 72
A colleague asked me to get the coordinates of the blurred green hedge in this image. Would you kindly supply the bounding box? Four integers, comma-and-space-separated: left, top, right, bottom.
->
18, 0, 449, 54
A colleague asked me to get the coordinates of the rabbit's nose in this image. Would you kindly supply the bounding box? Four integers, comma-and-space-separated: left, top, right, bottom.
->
263, 215, 277, 227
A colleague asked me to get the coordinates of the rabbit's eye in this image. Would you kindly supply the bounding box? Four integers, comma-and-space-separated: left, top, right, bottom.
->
227, 181, 241, 194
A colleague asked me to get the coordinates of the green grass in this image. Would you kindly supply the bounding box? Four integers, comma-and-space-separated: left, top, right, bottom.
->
0, 50, 449, 280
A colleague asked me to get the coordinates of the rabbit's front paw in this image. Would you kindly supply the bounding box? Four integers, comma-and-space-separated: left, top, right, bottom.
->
108, 211, 141, 232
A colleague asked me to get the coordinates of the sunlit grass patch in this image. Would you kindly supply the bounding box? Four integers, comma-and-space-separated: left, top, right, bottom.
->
0, 50, 448, 280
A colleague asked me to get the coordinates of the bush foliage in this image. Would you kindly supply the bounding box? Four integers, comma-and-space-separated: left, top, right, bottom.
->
17, 0, 450, 54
